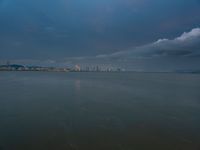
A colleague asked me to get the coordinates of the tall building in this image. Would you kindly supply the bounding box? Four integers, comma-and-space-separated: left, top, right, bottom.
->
75, 65, 81, 72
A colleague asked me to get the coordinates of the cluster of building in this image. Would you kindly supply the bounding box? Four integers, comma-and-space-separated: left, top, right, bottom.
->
83, 66, 123, 72
0, 64, 70, 72
0, 63, 124, 72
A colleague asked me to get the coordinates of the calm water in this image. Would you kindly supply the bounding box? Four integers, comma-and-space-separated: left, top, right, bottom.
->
0, 72, 200, 150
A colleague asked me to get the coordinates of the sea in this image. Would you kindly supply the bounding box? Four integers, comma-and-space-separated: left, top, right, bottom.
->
0, 72, 200, 150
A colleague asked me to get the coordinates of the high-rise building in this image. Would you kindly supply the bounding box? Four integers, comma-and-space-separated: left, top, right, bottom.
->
75, 65, 81, 72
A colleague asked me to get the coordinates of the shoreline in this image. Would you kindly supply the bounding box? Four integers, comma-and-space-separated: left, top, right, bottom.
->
0, 70, 200, 74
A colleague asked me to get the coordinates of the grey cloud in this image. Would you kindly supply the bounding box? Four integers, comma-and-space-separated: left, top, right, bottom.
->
60, 28, 200, 71
59, 27, 200, 64
106, 28, 200, 59
2, 28, 200, 71
1, 0, 200, 59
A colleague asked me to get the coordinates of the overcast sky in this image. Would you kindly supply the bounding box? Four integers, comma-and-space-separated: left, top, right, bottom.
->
0, 0, 200, 70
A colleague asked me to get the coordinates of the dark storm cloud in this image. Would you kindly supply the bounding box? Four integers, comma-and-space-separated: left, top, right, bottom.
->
4, 28, 200, 71
0, 0, 200, 59
104, 28, 200, 59
57, 28, 200, 71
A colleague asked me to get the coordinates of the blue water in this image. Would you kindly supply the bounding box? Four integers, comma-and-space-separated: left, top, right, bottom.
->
0, 72, 200, 150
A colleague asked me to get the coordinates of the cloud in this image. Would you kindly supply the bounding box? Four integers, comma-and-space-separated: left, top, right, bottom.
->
59, 28, 200, 63
3, 28, 200, 71
104, 27, 200, 59
59, 28, 200, 71
176, 28, 200, 41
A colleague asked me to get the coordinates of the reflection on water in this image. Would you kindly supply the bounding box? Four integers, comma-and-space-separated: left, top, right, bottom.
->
75, 80, 81, 92
0, 72, 200, 150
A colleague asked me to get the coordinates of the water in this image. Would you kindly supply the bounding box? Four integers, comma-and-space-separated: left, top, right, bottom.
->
0, 72, 200, 150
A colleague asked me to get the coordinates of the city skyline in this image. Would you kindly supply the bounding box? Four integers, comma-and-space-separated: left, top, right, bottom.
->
0, 0, 200, 71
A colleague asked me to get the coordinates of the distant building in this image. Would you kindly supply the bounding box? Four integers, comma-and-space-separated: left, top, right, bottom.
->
96, 66, 101, 72
86, 66, 90, 72
75, 65, 81, 72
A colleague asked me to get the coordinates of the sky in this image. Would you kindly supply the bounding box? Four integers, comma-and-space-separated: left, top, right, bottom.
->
0, 0, 200, 71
